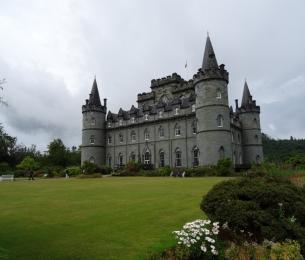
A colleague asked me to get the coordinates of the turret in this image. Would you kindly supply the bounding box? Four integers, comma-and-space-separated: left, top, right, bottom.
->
237, 81, 263, 164
193, 35, 232, 165
81, 78, 107, 166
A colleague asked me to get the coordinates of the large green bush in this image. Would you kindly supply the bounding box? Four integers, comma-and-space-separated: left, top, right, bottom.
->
201, 177, 305, 255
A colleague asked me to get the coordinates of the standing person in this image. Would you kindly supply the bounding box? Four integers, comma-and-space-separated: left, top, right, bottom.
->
28, 170, 34, 180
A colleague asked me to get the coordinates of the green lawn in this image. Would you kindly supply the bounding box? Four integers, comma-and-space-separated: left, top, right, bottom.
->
0, 177, 228, 260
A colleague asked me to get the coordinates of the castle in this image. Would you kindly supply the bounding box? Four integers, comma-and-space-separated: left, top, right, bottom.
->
81, 36, 263, 168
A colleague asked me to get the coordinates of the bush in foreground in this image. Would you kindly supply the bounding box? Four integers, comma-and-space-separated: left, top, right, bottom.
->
201, 177, 305, 255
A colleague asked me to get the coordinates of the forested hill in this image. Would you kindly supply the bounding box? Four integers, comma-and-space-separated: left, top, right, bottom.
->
262, 133, 305, 162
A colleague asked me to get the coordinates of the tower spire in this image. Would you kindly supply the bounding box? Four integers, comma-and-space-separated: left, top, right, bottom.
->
89, 77, 102, 106
202, 35, 218, 71
241, 80, 251, 107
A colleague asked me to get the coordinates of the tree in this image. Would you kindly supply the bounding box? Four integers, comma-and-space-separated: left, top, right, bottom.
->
0, 78, 8, 106
17, 156, 39, 171
0, 124, 17, 165
47, 138, 68, 167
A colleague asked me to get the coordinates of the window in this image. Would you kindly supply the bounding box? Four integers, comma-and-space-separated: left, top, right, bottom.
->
108, 156, 112, 166
219, 146, 225, 160
159, 111, 163, 118
144, 129, 150, 141
191, 104, 196, 112
231, 132, 234, 142
254, 134, 259, 143
108, 136, 112, 144
217, 115, 223, 127
175, 108, 179, 115
254, 118, 258, 128
238, 133, 241, 143
193, 147, 199, 167
159, 150, 165, 167
119, 133, 123, 143
91, 117, 96, 126
175, 124, 181, 136
216, 90, 222, 99
89, 157, 95, 164
159, 126, 164, 138
119, 119, 123, 126
130, 152, 136, 161
108, 121, 111, 127
131, 131, 136, 142
118, 153, 123, 166
130, 117, 135, 124
90, 135, 95, 144
175, 148, 182, 167
145, 114, 149, 120
256, 155, 261, 164
192, 120, 197, 134
144, 150, 151, 164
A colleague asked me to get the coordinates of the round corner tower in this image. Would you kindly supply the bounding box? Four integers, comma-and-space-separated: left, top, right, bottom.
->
193, 36, 232, 165
237, 81, 263, 165
81, 78, 107, 166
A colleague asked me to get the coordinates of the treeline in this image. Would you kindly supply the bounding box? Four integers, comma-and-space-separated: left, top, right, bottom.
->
0, 124, 80, 173
263, 133, 305, 162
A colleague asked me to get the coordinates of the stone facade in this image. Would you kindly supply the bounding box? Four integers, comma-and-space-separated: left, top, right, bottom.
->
81, 36, 264, 168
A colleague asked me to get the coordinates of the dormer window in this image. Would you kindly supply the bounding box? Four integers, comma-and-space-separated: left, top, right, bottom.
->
119, 119, 123, 126
159, 111, 163, 118
145, 114, 149, 120
216, 90, 222, 99
191, 104, 196, 112
130, 117, 135, 124
175, 108, 179, 115
144, 129, 150, 141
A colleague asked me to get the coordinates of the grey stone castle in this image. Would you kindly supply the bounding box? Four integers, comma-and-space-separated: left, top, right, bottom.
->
81, 36, 263, 168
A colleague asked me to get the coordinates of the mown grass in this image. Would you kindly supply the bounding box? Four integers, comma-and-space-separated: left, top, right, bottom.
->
0, 177, 229, 260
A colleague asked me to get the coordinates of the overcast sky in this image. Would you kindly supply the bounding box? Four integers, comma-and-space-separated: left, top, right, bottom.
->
0, 0, 304, 151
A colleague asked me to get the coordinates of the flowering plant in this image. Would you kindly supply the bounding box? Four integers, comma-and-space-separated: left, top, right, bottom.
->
173, 219, 222, 259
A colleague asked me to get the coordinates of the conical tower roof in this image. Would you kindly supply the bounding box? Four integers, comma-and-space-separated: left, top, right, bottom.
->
89, 78, 101, 106
241, 80, 251, 107
202, 35, 219, 71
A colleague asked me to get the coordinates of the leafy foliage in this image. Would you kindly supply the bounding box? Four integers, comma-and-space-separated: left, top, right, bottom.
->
201, 177, 305, 255
17, 156, 39, 171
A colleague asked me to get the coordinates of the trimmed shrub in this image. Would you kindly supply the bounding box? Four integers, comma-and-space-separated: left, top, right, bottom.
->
201, 177, 305, 255
65, 166, 81, 176
216, 158, 233, 176
185, 166, 217, 177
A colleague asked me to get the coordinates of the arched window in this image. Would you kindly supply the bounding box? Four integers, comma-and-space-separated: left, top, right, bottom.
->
216, 89, 222, 99
254, 118, 258, 128
119, 133, 124, 143
143, 149, 151, 164
159, 150, 165, 167
160, 94, 168, 103
175, 148, 182, 167
90, 135, 95, 144
254, 134, 259, 143
159, 111, 163, 118
144, 129, 150, 141
192, 120, 197, 134
118, 153, 123, 166
175, 124, 181, 136
256, 155, 261, 164
145, 114, 149, 120
108, 155, 112, 166
191, 104, 196, 112
89, 157, 95, 164
159, 126, 164, 138
175, 108, 179, 115
193, 147, 199, 167
217, 115, 223, 128
219, 146, 225, 160
131, 131, 136, 142
91, 117, 96, 126
107, 136, 112, 144
130, 152, 136, 162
